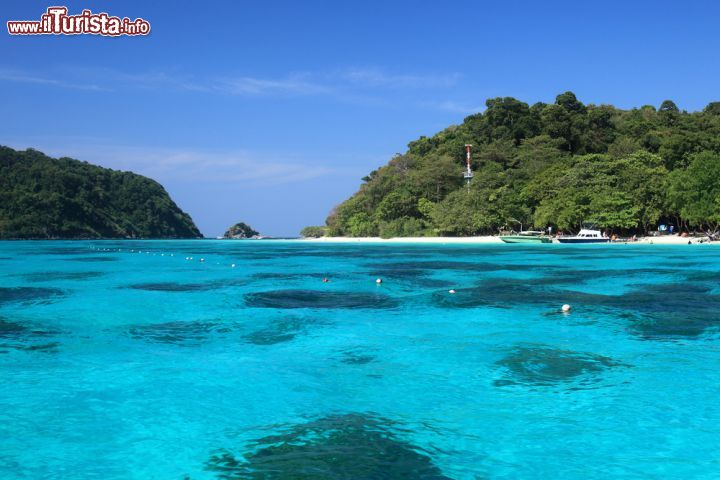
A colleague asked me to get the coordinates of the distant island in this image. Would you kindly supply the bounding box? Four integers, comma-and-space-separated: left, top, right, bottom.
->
311, 92, 720, 238
0, 146, 202, 239
222, 222, 260, 239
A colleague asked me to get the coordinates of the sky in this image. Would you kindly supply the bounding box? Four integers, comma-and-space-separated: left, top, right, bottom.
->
1, 0, 719, 237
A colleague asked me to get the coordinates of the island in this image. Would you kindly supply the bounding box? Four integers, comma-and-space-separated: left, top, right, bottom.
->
311, 92, 720, 238
222, 222, 260, 239
0, 146, 202, 239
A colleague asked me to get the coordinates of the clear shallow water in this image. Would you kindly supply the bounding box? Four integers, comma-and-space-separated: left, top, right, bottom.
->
0, 240, 719, 479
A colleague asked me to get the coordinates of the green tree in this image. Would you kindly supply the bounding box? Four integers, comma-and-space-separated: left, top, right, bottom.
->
347, 212, 377, 237
375, 191, 418, 221
300, 226, 327, 238
668, 151, 720, 230
659, 99, 680, 126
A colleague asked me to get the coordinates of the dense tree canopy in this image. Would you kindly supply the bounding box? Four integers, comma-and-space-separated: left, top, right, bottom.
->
300, 226, 328, 238
321, 92, 720, 237
0, 146, 202, 239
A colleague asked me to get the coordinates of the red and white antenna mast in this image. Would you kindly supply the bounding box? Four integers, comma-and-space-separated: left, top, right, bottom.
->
463, 144, 473, 188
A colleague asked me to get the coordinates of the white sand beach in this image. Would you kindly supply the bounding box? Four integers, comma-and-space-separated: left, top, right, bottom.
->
301, 236, 503, 244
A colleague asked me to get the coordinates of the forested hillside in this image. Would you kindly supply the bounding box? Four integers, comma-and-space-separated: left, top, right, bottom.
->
0, 146, 202, 239
324, 92, 720, 237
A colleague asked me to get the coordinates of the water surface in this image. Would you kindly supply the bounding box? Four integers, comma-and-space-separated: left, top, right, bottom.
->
0, 240, 719, 479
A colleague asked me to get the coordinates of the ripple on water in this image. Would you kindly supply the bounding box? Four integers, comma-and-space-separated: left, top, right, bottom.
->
127, 282, 216, 292
494, 344, 626, 388
0, 317, 27, 336
244, 289, 399, 309
434, 274, 720, 339
338, 349, 376, 365
361, 268, 456, 288
0, 287, 65, 305
62, 256, 118, 262
366, 260, 529, 275
433, 279, 561, 309
242, 317, 313, 345
615, 283, 720, 339
251, 272, 329, 280
205, 413, 451, 479
126, 278, 248, 292
19, 271, 104, 282
39, 247, 101, 255
0, 317, 60, 353
127, 320, 225, 345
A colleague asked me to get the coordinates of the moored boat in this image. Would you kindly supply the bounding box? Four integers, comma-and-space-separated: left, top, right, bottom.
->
556, 228, 609, 244
500, 231, 552, 244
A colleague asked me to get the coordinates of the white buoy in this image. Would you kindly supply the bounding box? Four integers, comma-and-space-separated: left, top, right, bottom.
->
376, 278, 382, 284
449, 289, 456, 294
231, 264, 236, 268
200, 258, 205, 262
561, 304, 571, 312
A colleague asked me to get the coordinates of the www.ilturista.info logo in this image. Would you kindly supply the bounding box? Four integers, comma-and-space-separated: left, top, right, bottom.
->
7, 6, 150, 36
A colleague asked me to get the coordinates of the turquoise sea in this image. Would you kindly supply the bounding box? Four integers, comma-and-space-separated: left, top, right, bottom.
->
1, 240, 719, 479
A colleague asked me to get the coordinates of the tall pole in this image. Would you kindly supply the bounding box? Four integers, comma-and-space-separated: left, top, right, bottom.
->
463, 144, 473, 192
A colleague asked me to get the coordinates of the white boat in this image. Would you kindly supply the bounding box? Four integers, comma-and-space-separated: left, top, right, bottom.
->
556, 228, 609, 244
500, 231, 552, 244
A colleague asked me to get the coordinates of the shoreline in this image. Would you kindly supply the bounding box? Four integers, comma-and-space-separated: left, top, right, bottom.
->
0, 235, 713, 245
298, 235, 716, 245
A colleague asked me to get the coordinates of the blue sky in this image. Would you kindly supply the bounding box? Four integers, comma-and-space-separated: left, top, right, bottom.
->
2, 0, 719, 236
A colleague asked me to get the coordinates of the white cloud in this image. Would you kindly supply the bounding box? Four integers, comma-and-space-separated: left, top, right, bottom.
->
210, 68, 460, 97
214, 74, 332, 96
0, 68, 107, 91
3, 140, 336, 186
422, 100, 485, 114
0, 66, 483, 116
341, 68, 460, 88
0, 65, 461, 99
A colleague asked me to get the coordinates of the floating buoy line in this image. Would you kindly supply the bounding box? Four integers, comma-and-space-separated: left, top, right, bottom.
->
86, 245, 467, 297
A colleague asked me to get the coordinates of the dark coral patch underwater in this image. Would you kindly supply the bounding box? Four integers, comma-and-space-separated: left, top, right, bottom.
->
245, 289, 399, 309
435, 273, 720, 339
242, 317, 309, 345
126, 278, 248, 293
62, 256, 118, 262
615, 283, 720, 339
494, 345, 626, 388
365, 260, 531, 276
127, 282, 217, 292
0, 287, 64, 305
127, 320, 227, 345
0, 317, 27, 336
205, 413, 451, 479
0, 317, 61, 353
251, 272, 329, 281
18, 271, 104, 282
340, 352, 376, 365
128, 316, 323, 347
